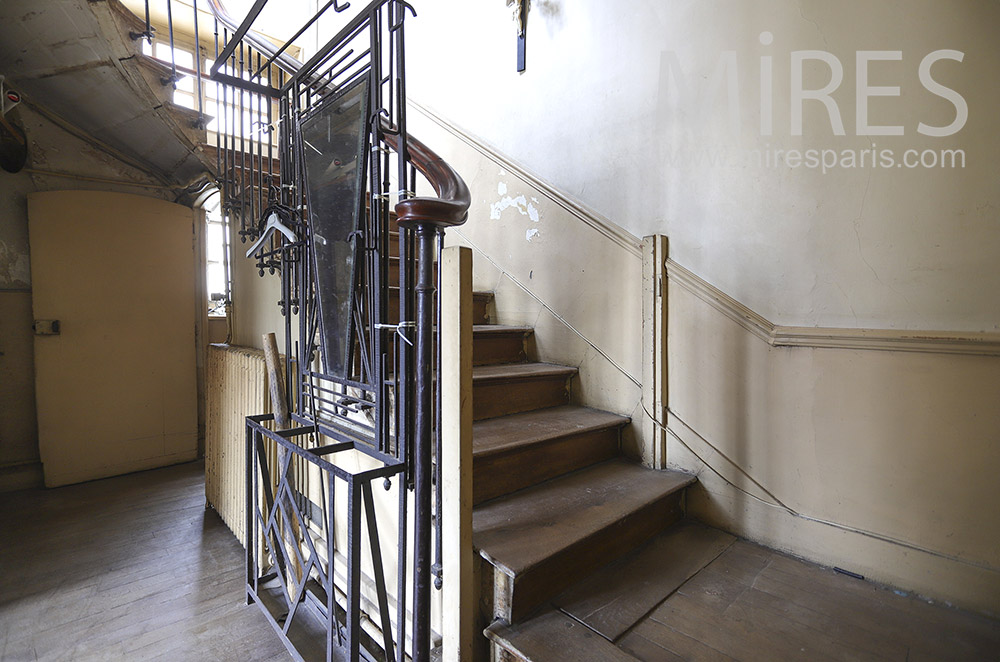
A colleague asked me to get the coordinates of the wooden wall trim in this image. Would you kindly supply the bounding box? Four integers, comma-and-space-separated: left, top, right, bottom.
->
668, 259, 1000, 356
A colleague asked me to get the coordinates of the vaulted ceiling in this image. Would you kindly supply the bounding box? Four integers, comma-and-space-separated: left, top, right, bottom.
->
0, 0, 213, 187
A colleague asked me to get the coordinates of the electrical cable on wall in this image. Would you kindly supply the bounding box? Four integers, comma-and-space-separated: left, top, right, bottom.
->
640, 402, 999, 575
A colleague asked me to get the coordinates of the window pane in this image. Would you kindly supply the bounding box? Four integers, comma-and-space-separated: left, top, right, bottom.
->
206, 224, 223, 262
154, 43, 194, 70
207, 263, 226, 299
173, 91, 195, 109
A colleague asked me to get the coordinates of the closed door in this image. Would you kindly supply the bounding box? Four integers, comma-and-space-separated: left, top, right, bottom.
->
28, 190, 197, 487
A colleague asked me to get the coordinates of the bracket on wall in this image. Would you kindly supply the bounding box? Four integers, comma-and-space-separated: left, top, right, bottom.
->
0, 75, 21, 116
506, 0, 529, 72
0, 74, 26, 173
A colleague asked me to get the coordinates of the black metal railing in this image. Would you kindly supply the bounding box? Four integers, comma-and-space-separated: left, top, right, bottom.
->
187, 0, 471, 660
245, 415, 404, 661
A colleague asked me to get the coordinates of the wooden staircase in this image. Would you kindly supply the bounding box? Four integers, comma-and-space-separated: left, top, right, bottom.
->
468, 290, 698, 658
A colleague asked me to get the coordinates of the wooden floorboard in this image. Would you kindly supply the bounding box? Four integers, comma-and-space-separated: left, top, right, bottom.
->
554, 521, 735, 641
632, 539, 1000, 662
0, 461, 290, 662
494, 525, 999, 662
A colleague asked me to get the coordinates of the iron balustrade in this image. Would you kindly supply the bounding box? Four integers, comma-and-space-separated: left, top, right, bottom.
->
194, 0, 471, 660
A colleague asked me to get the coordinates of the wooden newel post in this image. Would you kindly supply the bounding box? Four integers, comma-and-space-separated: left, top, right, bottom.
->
441, 246, 473, 662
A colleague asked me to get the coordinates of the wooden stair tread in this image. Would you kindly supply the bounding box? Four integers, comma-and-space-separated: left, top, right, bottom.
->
486, 609, 637, 662
473, 405, 627, 459
473, 362, 577, 384
472, 324, 533, 335
553, 521, 736, 642
473, 459, 695, 577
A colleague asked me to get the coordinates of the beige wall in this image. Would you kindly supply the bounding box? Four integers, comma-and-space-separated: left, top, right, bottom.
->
407, 0, 1000, 333
229, 233, 294, 351
668, 273, 1000, 615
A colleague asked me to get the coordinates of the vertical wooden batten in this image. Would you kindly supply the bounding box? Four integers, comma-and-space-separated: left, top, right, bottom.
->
440, 246, 474, 661
642, 236, 669, 469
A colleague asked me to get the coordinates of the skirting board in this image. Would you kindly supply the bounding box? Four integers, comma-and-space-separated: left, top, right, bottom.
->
0, 461, 44, 493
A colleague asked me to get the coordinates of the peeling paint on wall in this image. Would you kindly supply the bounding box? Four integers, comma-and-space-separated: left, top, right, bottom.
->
490, 189, 542, 224
525, 228, 540, 242
0, 241, 31, 288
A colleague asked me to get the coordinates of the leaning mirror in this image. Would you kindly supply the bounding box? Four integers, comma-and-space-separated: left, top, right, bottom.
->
299, 77, 370, 378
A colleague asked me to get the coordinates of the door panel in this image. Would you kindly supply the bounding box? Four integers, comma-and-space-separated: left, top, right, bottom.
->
28, 190, 197, 487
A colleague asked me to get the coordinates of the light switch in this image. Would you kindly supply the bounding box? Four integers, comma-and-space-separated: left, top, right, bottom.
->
34, 319, 60, 335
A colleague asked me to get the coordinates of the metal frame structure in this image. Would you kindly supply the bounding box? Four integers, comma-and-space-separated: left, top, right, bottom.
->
196, 0, 459, 660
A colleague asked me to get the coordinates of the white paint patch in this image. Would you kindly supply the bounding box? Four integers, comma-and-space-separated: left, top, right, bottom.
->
490, 188, 542, 224
527, 202, 540, 223
490, 193, 528, 220
525, 228, 540, 242
531, 196, 540, 204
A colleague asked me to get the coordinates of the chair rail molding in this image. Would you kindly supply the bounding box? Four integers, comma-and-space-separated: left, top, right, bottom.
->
667, 260, 1000, 357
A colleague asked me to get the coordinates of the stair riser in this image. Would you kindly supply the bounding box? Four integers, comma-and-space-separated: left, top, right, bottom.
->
495, 490, 686, 623
472, 333, 527, 366
474, 428, 621, 505
473, 377, 570, 421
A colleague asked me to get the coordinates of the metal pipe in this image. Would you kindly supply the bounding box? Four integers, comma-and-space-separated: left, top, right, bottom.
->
433, 227, 443, 590
411, 223, 435, 662
193, 0, 205, 126
166, 0, 178, 84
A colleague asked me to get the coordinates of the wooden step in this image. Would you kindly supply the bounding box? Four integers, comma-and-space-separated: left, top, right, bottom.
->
472, 325, 532, 366
553, 521, 736, 641
486, 525, 734, 659
473, 405, 626, 505
474, 459, 695, 622
472, 363, 576, 421
486, 610, 635, 662
473, 292, 491, 324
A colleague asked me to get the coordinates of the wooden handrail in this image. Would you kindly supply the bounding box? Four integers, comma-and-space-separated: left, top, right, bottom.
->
381, 127, 470, 229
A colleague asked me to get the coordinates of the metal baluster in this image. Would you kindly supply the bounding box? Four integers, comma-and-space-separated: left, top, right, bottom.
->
193, 0, 205, 127
433, 228, 443, 590
411, 222, 435, 662
166, 0, 178, 86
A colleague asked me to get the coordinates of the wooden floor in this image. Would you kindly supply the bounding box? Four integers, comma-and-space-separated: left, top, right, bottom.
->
0, 461, 289, 661
2, 463, 998, 661
616, 536, 1000, 661
490, 521, 1000, 662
